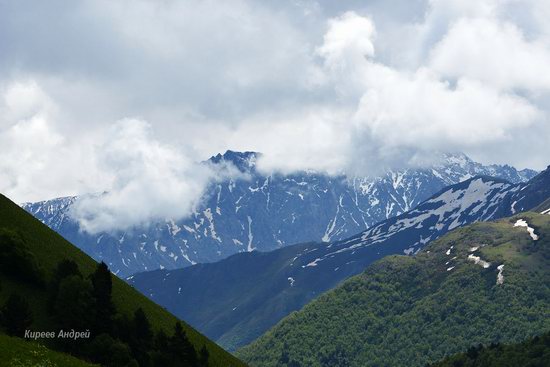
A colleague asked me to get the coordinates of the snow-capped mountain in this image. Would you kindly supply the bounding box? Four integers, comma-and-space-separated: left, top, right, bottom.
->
22, 151, 536, 277
127, 166, 550, 350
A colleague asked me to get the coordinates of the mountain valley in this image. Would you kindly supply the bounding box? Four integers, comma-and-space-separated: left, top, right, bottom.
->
128, 166, 550, 350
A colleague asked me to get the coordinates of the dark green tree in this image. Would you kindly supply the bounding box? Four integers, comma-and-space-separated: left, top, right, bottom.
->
1, 292, 33, 337
54, 275, 95, 337
85, 333, 138, 367
113, 313, 133, 345
169, 322, 198, 366
133, 308, 153, 347
131, 308, 153, 366
320, 347, 350, 367
278, 343, 290, 365
49, 259, 82, 311
0, 228, 43, 285
52, 259, 81, 283
152, 322, 198, 367
90, 262, 115, 334
198, 345, 210, 367
466, 344, 482, 360
151, 330, 170, 367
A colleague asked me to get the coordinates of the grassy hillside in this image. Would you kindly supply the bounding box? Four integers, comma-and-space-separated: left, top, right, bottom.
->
0, 194, 245, 367
0, 334, 98, 367
238, 212, 550, 367
430, 330, 550, 367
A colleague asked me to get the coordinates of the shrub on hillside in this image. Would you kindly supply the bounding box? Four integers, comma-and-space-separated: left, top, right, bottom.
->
0, 228, 44, 285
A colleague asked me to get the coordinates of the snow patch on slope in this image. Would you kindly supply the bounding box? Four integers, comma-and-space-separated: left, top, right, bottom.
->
514, 219, 539, 240
468, 254, 491, 268
247, 216, 255, 251
496, 264, 505, 285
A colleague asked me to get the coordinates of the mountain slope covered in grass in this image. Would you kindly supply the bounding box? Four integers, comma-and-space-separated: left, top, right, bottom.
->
0, 194, 244, 367
237, 212, 550, 367
0, 334, 97, 367
129, 167, 550, 351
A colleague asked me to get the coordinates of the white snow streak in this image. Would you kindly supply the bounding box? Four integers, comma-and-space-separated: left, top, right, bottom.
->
514, 219, 539, 240
168, 220, 181, 236
203, 208, 222, 242
247, 216, 255, 251
322, 198, 341, 242
468, 254, 491, 268
496, 264, 505, 285
303, 258, 321, 267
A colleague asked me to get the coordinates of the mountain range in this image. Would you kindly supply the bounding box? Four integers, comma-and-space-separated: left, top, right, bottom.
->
128, 166, 550, 350
22, 151, 536, 277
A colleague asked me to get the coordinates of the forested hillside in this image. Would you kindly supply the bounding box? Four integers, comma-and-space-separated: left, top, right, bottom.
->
238, 212, 550, 366
430, 331, 550, 367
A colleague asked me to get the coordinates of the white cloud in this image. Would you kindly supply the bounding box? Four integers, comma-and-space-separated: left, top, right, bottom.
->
0, 81, 80, 201
350, 67, 540, 171
1, 0, 550, 230
317, 12, 376, 71
248, 9, 547, 174
0, 0, 324, 123
0, 82, 244, 233
429, 17, 550, 91
240, 107, 351, 175
1, 81, 55, 126
69, 119, 245, 233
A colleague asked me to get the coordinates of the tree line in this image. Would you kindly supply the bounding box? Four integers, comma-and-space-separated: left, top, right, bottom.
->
430, 331, 550, 367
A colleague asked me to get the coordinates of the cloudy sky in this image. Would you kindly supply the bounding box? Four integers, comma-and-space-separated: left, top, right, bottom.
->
1, 0, 549, 231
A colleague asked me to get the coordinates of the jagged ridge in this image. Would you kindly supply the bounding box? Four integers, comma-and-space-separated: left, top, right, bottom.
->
22, 151, 536, 277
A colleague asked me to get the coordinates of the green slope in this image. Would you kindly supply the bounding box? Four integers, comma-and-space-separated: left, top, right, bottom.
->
0, 334, 98, 367
0, 194, 245, 367
238, 212, 550, 367
430, 330, 550, 367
